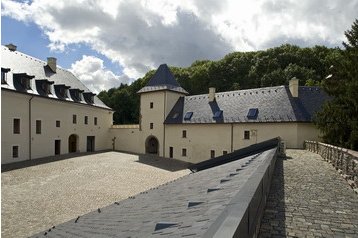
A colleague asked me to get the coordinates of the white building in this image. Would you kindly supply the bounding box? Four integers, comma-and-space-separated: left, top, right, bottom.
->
1, 45, 329, 165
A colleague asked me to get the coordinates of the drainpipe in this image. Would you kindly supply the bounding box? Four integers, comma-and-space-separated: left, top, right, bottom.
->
29, 96, 34, 160
163, 92, 166, 157
231, 123, 234, 152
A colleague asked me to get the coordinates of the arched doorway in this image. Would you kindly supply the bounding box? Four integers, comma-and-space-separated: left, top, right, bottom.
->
145, 136, 159, 155
68, 134, 78, 153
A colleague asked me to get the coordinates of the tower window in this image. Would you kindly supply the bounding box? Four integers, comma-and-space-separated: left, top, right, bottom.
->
182, 148, 187, 157
56, 120, 61, 127
73, 115, 77, 124
36, 120, 41, 134
150, 123, 153, 129
182, 130, 187, 138
84, 116, 88, 125
94, 117, 98, 125
150, 102, 153, 109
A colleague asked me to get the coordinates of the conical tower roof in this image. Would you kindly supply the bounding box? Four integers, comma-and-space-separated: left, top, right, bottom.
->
137, 64, 188, 94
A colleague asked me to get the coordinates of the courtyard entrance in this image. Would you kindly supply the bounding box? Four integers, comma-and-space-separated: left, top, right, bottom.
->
68, 134, 78, 153
145, 136, 159, 155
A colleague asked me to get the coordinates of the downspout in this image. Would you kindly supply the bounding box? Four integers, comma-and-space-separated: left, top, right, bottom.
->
231, 123, 234, 152
163, 92, 166, 157
29, 96, 34, 160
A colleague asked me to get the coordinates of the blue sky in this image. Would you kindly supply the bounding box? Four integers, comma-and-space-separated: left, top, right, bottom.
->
1, 0, 357, 92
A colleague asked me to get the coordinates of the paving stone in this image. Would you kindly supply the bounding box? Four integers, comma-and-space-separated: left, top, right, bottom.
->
258, 150, 358, 237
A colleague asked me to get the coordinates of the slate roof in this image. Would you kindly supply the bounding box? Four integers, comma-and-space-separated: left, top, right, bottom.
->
137, 64, 188, 94
1, 46, 110, 110
165, 85, 330, 124
32, 148, 277, 238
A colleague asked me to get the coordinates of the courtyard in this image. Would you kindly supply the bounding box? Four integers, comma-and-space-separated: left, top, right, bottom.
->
1, 152, 190, 238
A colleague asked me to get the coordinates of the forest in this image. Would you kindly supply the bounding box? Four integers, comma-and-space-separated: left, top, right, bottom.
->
98, 19, 358, 150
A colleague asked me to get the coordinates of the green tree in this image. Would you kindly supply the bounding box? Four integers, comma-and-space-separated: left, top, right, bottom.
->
315, 19, 358, 149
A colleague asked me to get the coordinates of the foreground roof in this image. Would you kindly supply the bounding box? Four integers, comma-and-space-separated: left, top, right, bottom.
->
32, 147, 277, 237
165, 85, 329, 124
1, 46, 110, 110
137, 64, 188, 94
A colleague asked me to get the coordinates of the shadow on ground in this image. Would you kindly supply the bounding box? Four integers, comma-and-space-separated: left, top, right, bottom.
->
258, 156, 287, 237
136, 154, 192, 172
1, 150, 111, 172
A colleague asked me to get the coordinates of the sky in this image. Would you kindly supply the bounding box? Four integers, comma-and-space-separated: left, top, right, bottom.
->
1, 0, 358, 93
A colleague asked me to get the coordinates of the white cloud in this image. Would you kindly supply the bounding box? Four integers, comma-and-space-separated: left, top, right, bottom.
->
70, 55, 130, 93
2, 0, 358, 89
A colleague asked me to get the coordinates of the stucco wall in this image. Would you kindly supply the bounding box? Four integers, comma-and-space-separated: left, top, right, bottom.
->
110, 127, 141, 154
1, 90, 113, 164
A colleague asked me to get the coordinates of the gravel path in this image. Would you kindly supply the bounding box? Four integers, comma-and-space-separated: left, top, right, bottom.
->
1, 152, 190, 238
259, 149, 358, 237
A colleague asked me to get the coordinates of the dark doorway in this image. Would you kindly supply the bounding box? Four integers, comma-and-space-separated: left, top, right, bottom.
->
169, 147, 173, 158
55, 140, 61, 155
87, 136, 95, 152
68, 134, 78, 153
145, 136, 159, 155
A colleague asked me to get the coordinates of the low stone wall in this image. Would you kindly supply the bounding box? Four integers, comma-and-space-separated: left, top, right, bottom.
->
304, 141, 358, 192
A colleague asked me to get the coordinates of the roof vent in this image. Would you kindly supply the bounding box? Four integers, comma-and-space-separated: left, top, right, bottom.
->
154, 222, 178, 231
209, 87, 216, 102
47, 57, 57, 73
6, 43, 17, 51
188, 201, 204, 208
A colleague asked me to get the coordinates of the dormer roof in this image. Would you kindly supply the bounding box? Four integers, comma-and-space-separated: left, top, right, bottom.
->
137, 64, 188, 94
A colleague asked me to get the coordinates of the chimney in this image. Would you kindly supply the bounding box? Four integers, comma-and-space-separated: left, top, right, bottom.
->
47, 57, 57, 73
289, 77, 299, 97
209, 87, 216, 102
6, 43, 17, 51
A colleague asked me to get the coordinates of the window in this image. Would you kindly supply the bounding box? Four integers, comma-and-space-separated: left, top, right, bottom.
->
150, 102, 153, 109
94, 117, 98, 125
244, 130, 250, 140
247, 108, 259, 119
56, 120, 60, 127
13, 118, 20, 134
169, 147, 173, 158
210, 150, 215, 158
150, 123, 153, 129
12, 146, 19, 158
213, 110, 223, 119
184, 112, 193, 121
1, 68, 10, 84
223, 151, 228, 155
21, 77, 31, 90
182, 130, 187, 138
84, 116, 88, 125
182, 148, 187, 157
73, 115, 77, 124
36, 120, 41, 134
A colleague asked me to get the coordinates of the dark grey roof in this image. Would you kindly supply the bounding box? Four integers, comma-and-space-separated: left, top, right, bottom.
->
137, 64, 188, 94
165, 85, 330, 124
31, 148, 277, 238
1, 46, 110, 109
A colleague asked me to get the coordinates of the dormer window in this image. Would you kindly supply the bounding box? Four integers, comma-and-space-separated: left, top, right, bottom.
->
1, 68, 10, 84
13, 73, 35, 91
69, 88, 84, 102
54, 84, 70, 99
83, 92, 96, 104
36, 79, 54, 96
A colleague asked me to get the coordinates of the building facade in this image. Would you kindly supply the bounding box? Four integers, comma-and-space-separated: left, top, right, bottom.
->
1, 45, 329, 164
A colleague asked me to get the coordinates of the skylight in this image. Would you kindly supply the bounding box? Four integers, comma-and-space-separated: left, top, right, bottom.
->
247, 108, 259, 119
184, 112, 193, 121
213, 110, 223, 119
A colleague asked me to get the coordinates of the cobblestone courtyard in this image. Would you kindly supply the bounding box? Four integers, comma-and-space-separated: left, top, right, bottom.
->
259, 149, 358, 237
1, 152, 190, 238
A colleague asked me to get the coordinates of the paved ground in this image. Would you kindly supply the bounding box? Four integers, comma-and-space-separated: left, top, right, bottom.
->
259, 149, 358, 238
1, 152, 190, 238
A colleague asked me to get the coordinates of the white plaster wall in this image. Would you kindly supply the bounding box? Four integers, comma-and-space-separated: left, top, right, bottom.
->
110, 128, 141, 154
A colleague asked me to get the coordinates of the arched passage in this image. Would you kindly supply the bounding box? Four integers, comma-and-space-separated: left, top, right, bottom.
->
145, 136, 159, 155
68, 134, 79, 153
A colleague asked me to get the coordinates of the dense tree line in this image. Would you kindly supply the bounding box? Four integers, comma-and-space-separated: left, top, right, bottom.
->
315, 19, 358, 150
99, 44, 341, 124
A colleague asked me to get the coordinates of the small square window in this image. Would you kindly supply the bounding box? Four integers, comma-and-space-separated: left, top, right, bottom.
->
182, 148, 187, 157
12, 146, 19, 158
73, 115, 77, 124
56, 120, 61, 127
210, 150, 215, 158
94, 117, 98, 125
36, 120, 41, 134
150, 102, 153, 109
182, 130, 187, 138
13, 118, 20, 134
244, 130, 250, 140
84, 116, 88, 125
150, 123, 153, 129
223, 151, 228, 155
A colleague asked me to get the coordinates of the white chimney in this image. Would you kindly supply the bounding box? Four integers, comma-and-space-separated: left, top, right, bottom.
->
289, 77, 299, 97
209, 87, 216, 102
6, 43, 17, 51
47, 57, 57, 73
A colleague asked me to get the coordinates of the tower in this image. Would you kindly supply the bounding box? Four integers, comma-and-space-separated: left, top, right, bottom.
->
137, 64, 188, 157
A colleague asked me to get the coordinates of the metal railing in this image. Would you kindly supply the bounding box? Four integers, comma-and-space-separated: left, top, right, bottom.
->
304, 141, 358, 190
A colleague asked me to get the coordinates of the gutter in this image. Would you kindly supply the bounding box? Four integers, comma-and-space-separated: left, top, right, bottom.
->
29, 95, 34, 160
